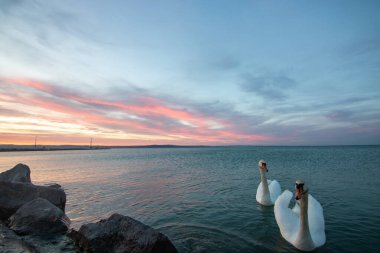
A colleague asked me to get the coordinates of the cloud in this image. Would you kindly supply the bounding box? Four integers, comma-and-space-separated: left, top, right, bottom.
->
1, 77, 379, 145
0, 78, 272, 145
0, 107, 28, 117
326, 110, 354, 122
240, 72, 297, 99
0, 0, 104, 84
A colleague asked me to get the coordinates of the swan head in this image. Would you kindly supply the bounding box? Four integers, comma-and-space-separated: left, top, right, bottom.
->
258, 160, 268, 172
295, 179, 309, 200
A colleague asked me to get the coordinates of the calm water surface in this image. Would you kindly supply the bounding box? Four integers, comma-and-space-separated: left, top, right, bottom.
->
1, 146, 379, 252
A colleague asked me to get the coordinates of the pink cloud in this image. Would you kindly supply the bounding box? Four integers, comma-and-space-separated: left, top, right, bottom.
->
0, 77, 273, 145
1, 78, 54, 93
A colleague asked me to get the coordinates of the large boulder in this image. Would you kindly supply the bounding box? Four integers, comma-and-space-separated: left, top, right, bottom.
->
69, 213, 178, 253
0, 181, 66, 220
0, 163, 31, 183
8, 198, 70, 236
0, 221, 40, 253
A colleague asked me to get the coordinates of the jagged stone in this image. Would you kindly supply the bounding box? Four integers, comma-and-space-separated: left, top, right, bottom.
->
0, 221, 40, 253
9, 198, 70, 236
69, 213, 178, 253
0, 181, 66, 220
0, 163, 31, 183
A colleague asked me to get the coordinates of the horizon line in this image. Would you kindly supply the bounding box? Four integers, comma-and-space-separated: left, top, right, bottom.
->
1, 143, 379, 148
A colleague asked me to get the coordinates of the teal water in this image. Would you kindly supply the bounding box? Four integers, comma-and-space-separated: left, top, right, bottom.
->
1, 146, 379, 252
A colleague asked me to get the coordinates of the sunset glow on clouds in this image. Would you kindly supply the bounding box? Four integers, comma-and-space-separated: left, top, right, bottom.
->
0, 78, 271, 145
0, 1, 379, 145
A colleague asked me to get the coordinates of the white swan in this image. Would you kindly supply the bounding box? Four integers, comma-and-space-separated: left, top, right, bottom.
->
274, 180, 326, 251
256, 160, 281, 206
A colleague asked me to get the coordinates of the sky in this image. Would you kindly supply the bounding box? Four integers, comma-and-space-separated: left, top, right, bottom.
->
0, 0, 379, 146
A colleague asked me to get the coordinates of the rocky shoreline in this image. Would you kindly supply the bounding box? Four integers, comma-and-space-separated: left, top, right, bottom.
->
0, 164, 178, 253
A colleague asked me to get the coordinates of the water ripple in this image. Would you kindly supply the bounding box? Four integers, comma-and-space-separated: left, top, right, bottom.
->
1, 146, 380, 252
157, 223, 267, 253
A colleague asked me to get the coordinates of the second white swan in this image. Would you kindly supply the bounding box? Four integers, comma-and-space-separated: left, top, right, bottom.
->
256, 160, 281, 206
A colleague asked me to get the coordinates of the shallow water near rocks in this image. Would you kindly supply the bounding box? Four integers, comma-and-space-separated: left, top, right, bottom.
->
1, 146, 379, 252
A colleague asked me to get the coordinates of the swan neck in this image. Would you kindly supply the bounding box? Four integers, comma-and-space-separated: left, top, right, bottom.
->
297, 192, 314, 250
300, 193, 309, 231
260, 170, 269, 193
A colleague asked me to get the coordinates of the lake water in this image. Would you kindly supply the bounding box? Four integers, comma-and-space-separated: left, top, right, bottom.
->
1, 146, 379, 252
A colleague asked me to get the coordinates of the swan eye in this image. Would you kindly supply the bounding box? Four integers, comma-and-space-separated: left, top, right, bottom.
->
262, 163, 266, 166
295, 183, 304, 189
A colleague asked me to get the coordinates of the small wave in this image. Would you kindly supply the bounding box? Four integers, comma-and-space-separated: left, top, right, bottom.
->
157, 223, 269, 253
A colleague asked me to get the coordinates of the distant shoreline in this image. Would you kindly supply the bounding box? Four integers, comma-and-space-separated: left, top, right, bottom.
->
0, 146, 110, 152
0, 144, 378, 152
0, 144, 207, 152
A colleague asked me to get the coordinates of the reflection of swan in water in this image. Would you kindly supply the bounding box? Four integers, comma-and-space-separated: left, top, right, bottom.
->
274, 180, 326, 251
256, 160, 281, 206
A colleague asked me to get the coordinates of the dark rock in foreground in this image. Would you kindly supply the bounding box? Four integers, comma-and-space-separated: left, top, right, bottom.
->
0, 163, 31, 183
1, 164, 177, 253
46, 183, 62, 189
69, 213, 178, 253
0, 221, 40, 253
0, 164, 74, 253
9, 198, 70, 236
0, 181, 66, 220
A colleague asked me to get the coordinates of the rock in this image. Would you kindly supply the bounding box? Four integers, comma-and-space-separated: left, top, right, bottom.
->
69, 213, 178, 253
0, 163, 31, 183
46, 183, 62, 189
0, 221, 40, 253
0, 181, 66, 220
8, 198, 70, 236
21, 234, 76, 253
1, 220, 75, 252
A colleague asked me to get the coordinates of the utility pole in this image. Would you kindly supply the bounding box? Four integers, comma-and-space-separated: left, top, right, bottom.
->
90, 138, 93, 149
34, 135, 37, 149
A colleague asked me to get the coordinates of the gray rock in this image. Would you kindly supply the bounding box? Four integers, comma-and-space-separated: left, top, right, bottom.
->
0, 163, 31, 183
69, 213, 178, 253
0, 221, 40, 253
46, 183, 62, 189
8, 198, 70, 236
0, 181, 66, 220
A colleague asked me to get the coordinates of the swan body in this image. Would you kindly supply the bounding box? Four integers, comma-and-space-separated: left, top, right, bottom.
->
256, 179, 281, 205
256, 160, 281, 206
274, 181, 325, 251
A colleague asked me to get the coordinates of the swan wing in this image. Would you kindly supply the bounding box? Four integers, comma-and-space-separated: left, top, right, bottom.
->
292, 202, 300, 215
274, 190, 299, 244
256, 181, 264, 203
269, 180, 281, 203
308, 194, 326, 247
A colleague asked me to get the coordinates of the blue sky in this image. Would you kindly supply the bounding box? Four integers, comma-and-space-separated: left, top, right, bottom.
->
0, 0, 379, 145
